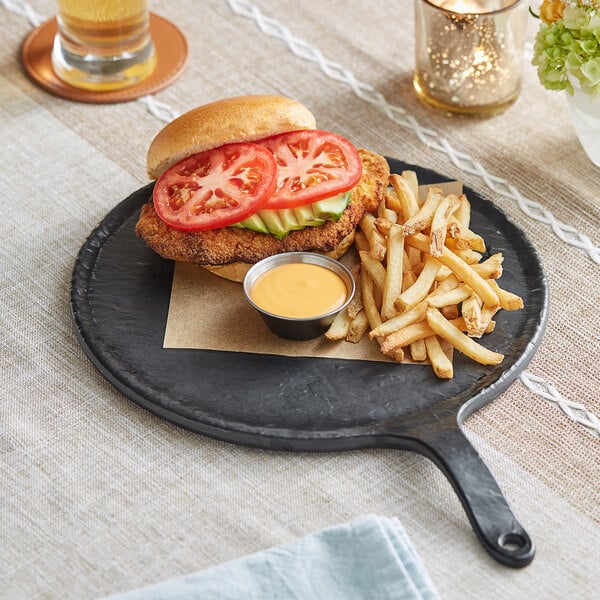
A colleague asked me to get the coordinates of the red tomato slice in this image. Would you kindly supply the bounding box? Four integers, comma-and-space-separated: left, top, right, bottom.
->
153, 142, 277, 231
257, 129, 362, 210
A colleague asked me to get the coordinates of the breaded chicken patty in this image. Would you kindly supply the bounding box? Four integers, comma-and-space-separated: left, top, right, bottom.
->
135, 148, 389, 266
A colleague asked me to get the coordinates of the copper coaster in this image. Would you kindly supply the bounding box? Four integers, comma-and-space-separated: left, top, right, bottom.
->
21, 13, 188, 103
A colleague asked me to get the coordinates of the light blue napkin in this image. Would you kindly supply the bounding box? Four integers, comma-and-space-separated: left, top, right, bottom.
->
104, 515, 439, 600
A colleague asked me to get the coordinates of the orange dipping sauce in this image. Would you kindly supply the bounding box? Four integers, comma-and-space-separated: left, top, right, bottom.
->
250, 263, 348, 319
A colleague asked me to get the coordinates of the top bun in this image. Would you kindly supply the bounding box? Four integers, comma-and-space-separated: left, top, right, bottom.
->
146, 95, 317, 179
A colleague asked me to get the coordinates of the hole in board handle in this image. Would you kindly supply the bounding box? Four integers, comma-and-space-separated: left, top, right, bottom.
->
498, 532, 528, 552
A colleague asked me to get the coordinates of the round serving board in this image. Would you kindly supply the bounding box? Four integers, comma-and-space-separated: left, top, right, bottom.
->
71, 159, 548, 567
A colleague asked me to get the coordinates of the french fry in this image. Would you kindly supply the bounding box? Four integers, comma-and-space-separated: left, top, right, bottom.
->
406, 233, 499, 307
374, 217, 393, 236
431, 273, 460, 294
346, 310, 370, 343
471, 253, 504, 279
359, 213, 386, 260
427, 284, 473, 308
360, 268, 383, 334
458, 229, 486, 253
426, 308, 504, 365
380, 192, 398, 223
408, 247, 422, 268
390, 173, 420, 221
395, 256, 442, 311
369, 300, 428, 339
346, 265, 363, 320
346, 293, 363, 321
452, 248, 483, 265
359, 251, 386, 295
402, 250, 413, 273
462, 293, 483, 337
454, 194, 471, 229
401, 268, 417, 292
488, 280, 524, 310
381, 224, 405, 320
380, 321, 434, 355
449, 316, 494, 334
401, 186, 444, 236
380, 209, 397, 227
387, 346, 405, 363
384, 187, 403, 216
401, 170, 420, 202
409, 339, 427, 362
413, 262, 425, 277
425, 335, 454, 379
445, 232, 471, 251
354, 230, 370, 253
441, 304, 460, 320
430, 194, 461, 257
325, 307, 351, 341
476, 306, 500, 337
434, 265, 453, 281
446, 217, 462, 241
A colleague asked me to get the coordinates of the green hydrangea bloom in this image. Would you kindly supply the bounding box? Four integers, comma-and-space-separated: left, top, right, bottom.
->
532, 6, 600, 99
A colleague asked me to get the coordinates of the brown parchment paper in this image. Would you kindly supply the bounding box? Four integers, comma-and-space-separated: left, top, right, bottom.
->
163, 181, 463, 362
163, 254, 388, 360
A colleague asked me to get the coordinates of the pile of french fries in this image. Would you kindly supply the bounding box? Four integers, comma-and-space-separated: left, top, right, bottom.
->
325, 170, 524, 379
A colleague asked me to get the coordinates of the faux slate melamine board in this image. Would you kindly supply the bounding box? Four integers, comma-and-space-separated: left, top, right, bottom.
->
71, 160, 548, 567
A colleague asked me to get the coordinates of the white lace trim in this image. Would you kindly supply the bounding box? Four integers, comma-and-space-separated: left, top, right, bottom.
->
520, 373, 600, 437
3, 0, 598, 437
137, 95, 181, 123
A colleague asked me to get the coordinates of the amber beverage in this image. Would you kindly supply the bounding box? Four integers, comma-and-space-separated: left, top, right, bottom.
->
51, 0, 156, 91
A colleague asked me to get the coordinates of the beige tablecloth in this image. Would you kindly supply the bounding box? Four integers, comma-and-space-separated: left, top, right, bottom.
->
1, 1, 598, 598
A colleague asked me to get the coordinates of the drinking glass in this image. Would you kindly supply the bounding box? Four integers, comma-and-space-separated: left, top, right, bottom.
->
51, 0, 157, 91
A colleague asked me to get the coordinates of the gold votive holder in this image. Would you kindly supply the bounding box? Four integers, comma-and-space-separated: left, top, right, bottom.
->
413, 0, 528, 116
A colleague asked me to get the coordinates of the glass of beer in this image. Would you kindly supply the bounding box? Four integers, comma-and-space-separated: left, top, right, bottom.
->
51, 0, 157, 91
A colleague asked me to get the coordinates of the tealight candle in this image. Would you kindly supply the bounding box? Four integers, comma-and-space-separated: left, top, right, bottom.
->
413, 0, 528, 116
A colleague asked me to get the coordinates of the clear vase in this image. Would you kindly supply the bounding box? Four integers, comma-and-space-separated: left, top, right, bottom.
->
566, 84, 600, 168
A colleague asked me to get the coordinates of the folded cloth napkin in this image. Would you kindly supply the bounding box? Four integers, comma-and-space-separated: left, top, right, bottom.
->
104, 515, 439, 600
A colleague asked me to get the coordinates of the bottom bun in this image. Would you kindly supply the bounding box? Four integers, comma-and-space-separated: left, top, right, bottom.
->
201, 262, 252, 283
201, 230, 356, 283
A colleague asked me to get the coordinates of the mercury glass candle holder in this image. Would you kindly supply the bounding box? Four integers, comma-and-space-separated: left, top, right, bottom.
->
413, 0, 527, 116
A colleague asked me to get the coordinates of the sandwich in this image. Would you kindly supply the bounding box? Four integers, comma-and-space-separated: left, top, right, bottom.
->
135, 94, 390, 281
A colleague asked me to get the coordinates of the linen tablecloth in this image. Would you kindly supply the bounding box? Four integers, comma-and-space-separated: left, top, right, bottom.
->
1, 1, 598, 598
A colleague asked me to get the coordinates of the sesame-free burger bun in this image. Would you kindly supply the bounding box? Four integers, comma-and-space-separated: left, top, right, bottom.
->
146, 95, 317, 180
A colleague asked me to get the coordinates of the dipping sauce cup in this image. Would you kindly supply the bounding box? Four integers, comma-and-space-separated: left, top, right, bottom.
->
243, 252, 355, 341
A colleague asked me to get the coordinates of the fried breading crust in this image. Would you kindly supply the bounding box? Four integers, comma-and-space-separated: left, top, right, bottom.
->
135, 148, 389, 266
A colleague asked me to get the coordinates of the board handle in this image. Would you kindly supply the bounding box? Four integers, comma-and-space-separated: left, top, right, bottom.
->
394, 425, 534, 567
